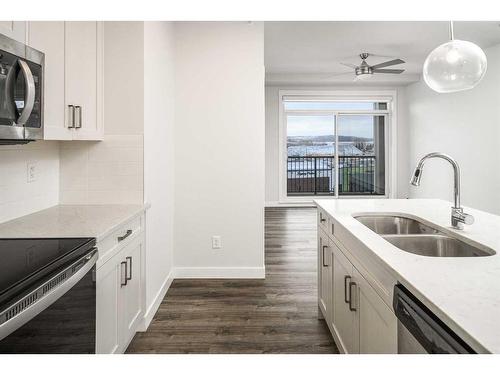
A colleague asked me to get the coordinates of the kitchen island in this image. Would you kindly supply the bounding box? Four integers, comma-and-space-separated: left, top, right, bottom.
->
315, 198, 500, 354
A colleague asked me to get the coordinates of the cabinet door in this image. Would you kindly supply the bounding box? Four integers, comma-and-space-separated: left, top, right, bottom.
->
119, 239, 143, 351
96, 258, 120, 354
27, 22, 71, 140
332, 242, 358, 353
318, 229, 331, 321
353, 268, 397, 354
65, 21, 103, 140
0, 21, 26, 43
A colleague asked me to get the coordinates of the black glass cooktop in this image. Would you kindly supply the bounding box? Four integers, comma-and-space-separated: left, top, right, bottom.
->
0, 238, 96, 307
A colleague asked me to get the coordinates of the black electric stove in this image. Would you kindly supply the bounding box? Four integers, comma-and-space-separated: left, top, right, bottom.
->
0, 237, 98, 353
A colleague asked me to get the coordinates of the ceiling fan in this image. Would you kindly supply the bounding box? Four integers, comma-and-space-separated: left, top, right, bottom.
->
339, 53, 405, 80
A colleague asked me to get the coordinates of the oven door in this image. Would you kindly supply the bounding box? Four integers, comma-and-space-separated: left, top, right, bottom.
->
0, 250, 97, 354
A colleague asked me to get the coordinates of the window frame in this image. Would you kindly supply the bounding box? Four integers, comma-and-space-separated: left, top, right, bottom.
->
278, 89, 398, 203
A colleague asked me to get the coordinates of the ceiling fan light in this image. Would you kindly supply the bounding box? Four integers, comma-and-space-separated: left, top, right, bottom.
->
423, 39, 487, 93
357, 74, 372, 80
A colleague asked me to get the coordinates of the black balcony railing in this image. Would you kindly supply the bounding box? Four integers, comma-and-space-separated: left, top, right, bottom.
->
287, 155, 381, 196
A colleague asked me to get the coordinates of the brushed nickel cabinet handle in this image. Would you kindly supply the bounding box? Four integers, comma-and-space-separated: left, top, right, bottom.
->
322, 245, 329, 267
68, 105, 75, 128
126, 256, 132, 281
320, 212, 326, 223
349, 281, 357, 311
344, 275, 351, 303
120, 261, 128, 287
75, 106, 82, 128
118, 229, 132, 242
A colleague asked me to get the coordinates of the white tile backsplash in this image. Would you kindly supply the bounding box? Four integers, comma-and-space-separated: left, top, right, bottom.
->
0, 141, 60, 224
59, 134, 144, 204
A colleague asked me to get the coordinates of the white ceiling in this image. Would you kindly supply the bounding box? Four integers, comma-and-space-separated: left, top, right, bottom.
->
264, 21, 500, 85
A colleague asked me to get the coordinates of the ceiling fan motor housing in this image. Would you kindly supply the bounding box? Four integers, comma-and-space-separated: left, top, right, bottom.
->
355, 65, 373, 76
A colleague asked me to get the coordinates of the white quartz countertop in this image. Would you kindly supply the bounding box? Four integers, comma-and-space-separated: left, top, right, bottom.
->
314, 198, 500, 354
0, 204, 148, 242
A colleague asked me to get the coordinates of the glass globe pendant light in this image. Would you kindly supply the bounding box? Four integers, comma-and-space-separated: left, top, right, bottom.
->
423, 21, 487, 93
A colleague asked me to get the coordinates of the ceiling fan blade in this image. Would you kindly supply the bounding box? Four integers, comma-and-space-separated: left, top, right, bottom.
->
370, 59, 405, 69
340, 62, 357, 69
373, 69, 405, 74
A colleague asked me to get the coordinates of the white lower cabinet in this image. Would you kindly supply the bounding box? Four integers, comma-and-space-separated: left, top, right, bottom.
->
354, 267, 398, 354
332, 242, 358, 353
318, 217, 397, 354
318, 229, 332, 321
118, 239, 143, 349
96, 223, 144, 354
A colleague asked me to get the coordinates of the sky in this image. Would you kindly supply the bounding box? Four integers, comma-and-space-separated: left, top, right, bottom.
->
287, 115, 378, 138
285, 101, 384, 138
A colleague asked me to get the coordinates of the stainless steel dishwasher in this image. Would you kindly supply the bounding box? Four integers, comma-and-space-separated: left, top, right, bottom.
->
393, 284, 476, 354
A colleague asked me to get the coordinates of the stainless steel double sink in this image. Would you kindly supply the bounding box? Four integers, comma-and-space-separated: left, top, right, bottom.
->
354, 215, 495, 257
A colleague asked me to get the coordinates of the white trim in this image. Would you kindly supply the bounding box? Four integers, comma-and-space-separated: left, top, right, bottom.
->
278, 89, 398, 203
265, 200, 316, 208
137, 269, 174, 332
174, 266, 265, 279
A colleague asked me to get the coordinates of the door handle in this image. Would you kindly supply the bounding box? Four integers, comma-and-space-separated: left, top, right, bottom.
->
16, 60, 35, 125
120, 261, 128, 287
320, 213, 326, 223
349, 281, 357, 311
68, 105, 75, 128
126, 256, 132, 281
75, 106, 82, 128
322, 245, 329, 267
344, 275, 351, 303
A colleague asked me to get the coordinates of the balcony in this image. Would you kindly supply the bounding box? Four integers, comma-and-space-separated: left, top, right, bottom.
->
287, 155, 382, 196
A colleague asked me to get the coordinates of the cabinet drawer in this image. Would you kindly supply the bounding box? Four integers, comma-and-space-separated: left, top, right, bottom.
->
97, 215, 143, 267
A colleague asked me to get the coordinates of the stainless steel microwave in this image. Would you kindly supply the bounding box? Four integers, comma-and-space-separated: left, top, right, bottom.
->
0, 33, 44, 145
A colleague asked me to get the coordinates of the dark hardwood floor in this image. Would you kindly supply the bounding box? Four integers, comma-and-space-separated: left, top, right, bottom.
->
126, 207, 338, 354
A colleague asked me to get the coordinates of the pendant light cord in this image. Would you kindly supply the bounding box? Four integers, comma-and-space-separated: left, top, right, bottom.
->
449, 21, 455, 40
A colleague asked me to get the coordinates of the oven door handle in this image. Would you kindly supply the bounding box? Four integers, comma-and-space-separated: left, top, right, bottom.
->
15, 59, 36, 126
0, 249, 98, 341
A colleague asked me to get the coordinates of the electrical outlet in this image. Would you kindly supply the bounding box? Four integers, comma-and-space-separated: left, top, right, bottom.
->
27, 162, 37, 183
212, 236, 222, 249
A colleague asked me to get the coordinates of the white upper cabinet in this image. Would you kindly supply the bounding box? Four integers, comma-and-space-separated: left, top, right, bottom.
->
65, 22, 103, 140
0, 21, 27, 43
27, 22, 70, 140
26, 21, 103, 141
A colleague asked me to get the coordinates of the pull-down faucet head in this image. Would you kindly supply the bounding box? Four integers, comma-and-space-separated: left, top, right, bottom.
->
410, 166, 423, 186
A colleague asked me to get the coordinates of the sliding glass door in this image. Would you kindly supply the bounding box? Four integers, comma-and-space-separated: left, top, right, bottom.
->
283, 99, 389, 198
337, 114, 385, 195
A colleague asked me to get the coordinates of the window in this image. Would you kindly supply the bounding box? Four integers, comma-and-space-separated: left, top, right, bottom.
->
281, 94, 392, 200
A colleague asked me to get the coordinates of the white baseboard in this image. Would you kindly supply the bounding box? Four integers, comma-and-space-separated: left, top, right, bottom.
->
137, 269, 174, 332
174, 266, 265, 279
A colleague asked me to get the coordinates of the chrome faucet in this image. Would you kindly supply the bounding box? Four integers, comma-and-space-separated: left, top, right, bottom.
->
410, 152, 474, 229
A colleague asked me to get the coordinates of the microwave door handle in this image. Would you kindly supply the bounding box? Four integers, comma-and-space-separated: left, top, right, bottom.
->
16, 60, 35, 125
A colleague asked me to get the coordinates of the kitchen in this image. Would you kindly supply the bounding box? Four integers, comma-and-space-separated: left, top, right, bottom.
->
1, 0, 500, 372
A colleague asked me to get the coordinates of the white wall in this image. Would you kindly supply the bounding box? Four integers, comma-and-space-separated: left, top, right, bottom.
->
59, 22, 144, 205
143, 21, 175, 316
0, 141, 59, 223
406, 44, 500, 215
174, 22, 265, 277
265, 85, 410, 204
